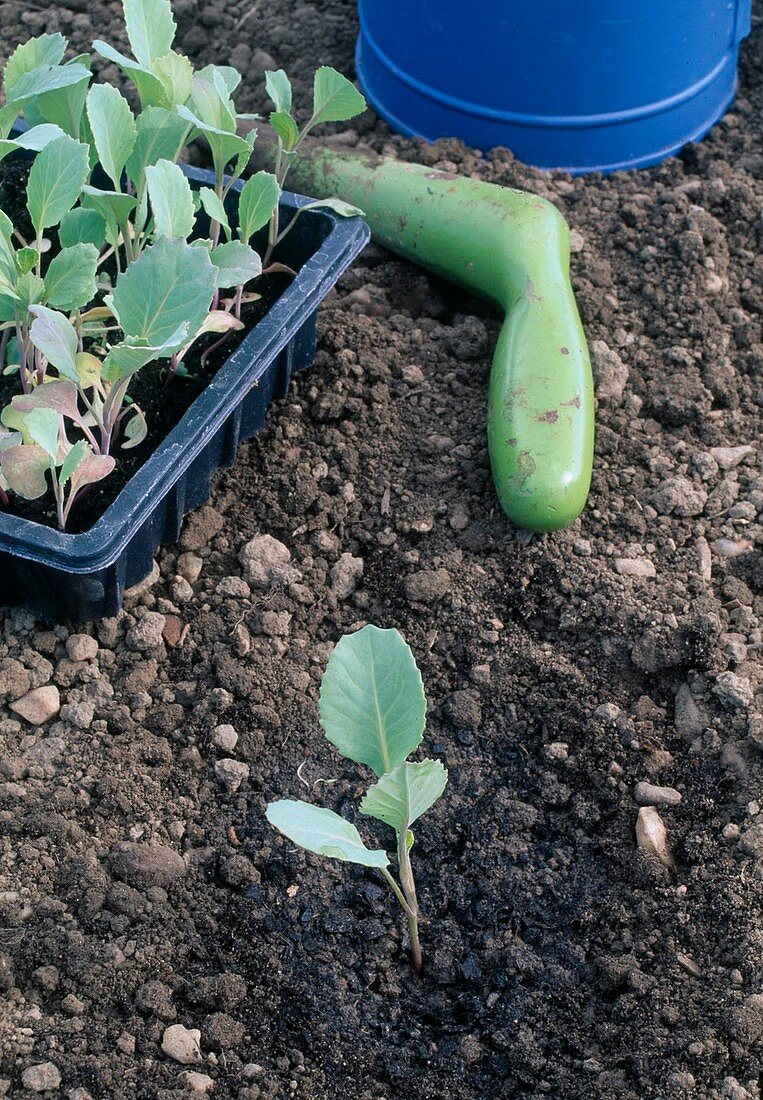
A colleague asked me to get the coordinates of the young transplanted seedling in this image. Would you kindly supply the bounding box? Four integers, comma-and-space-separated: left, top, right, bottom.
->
266, 624, 447, 972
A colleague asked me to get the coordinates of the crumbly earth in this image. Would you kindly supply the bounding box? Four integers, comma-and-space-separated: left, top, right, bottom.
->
0, 2, 762, 1098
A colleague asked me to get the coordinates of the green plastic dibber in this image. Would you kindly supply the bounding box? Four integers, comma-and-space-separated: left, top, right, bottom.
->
279, 148, 594, 532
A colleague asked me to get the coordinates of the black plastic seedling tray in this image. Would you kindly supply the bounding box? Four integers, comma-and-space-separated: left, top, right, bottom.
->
0, 164, 369, 621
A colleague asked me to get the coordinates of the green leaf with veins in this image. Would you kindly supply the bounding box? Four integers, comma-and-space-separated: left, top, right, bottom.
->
8, 381, 85, 426
153, 51, 193, 106
210, 241, 262, 288
35, 64, 91, 139
237, 171, 280, 241
3, 34, 66, 95
16, 248, 37, 275
122, 405, 147, 449
15, 273, 44, 310
304, 197, 365, 218
145, 159, 195, 238
360, 760, 448, 835
24, 406, 60, 461
266, 801, 389, 868
109, 237, 216, 345
189, 75, 236, 131
197, 64, 242, 97
81, 186, 138, 243
0, 124, 66, 166
92, 41, 166, 109
101, 324, 190, 381
198, 187, 230, 238
6, 63, 92, 107
311, 67, 366, 126
269, 111, 299, 150
126, 107, 189, 190
28, 305, 79, 381
26, 134, 90, 235
123, 0, 177, 68
86, 84, 137, 189
58, 208, 107, 250
318, 624, 426, 776
43, 243, 99, 311
59, 438, 88, 487
175, 103, 251, 175
66, 448, 114, 499
0, 444, 50, 499
265, 69, 292, 114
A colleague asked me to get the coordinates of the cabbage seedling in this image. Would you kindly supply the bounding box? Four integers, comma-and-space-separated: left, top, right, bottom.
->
266, 624, 447, 972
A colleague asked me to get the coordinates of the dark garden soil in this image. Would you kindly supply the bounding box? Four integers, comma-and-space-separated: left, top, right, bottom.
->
0, 1, 762, 1098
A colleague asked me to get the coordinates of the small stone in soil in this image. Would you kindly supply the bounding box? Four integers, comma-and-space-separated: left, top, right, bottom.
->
65, 634, 98, 661
161, 1023, 203, 1064
634, 782, 682, 807
109, 842, 187, 888
126, 611, 167, 651
239, 533, 299, 590
215, 758, 249, 793
404, 568, 450, 604
713, 672, 754, 709
21, 1063, 61, 1092
212, 724, 239, 752
651, 477, 707, 517
10, 685, 60, 724
180, 1072, 215, 1094
636, 806, 673, 867
329, 552, 364, 598
614, 557, 656, 578
177, 552, 203, 584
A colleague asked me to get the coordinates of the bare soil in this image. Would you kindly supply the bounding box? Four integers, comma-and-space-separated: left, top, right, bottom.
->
0, 2, 761, 1099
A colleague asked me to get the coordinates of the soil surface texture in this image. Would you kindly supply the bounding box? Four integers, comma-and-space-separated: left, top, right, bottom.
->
0, 2, 762, 1099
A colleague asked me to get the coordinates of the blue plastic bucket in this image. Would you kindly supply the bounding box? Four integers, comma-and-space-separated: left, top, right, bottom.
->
356, 1, 752, 174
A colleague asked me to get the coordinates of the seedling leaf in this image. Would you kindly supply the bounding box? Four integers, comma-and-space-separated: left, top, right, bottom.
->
101, 324, 189, 379
126, 106, 189, 189
68, 448, 115, 496
305, 197, 364, 219
360, 760, 448, 835
123, 0, 176, 68
43, 243, 99, 311
35, 64, 91, 139
0, 444, 49, 498
0, 124, 66, 164
152, 50, 193, 107
59, 438, 88, 487
145, 158, 195, 238
197, 187, 230, 238
269, 111, 299, 149
4, 34, 66, 96
210, 241, 262, 289
28, 305, 79, 381
86, 84, 137, 189
265, 69, 292, 114
92, 41, 166, 109
311, 67, 366, 125
26, 134, 90, 234
6, 63, 91, 106
318, 624, 426, 776
58, 207, 107, 250
8, 381, 83, 424
266, 800, 389, 868
25, 406, 60, 460
237, 171, 279, 241
109, 237, 216, 345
